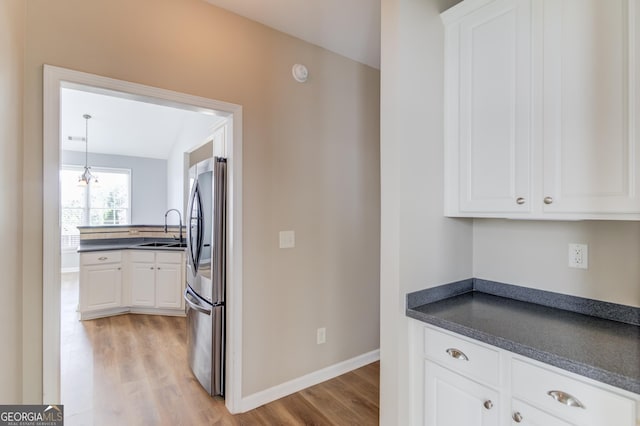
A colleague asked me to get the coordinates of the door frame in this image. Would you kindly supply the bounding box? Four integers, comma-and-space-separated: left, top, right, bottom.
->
42, 65, 244, 413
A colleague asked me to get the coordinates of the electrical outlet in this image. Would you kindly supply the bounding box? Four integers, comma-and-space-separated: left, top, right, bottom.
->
316, 327, 326, 345
568, 243, 588, 269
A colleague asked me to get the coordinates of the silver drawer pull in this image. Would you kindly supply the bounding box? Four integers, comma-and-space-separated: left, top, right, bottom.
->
446, 348, 469, 361
512, 412, 523, 423
543, 196, 554, 205
483, 400, 493, 410
547, 390, 585, 409
98, 256, 108, 261
516, 197, 526, 205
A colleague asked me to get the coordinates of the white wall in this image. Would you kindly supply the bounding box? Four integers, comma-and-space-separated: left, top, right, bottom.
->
380, 0, 470, 424
166, 114, 220, 219
474, 219, 640, 307
62, 150, 168, 224
0, 0, 24, 403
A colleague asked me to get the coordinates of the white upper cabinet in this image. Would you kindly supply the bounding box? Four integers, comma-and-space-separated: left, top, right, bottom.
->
542, 0, 640, 215
444, 0, 533, 216
443, 0, 640, 219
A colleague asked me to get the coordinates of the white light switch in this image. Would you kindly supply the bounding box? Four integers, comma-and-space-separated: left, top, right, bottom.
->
279, 230, 295, 249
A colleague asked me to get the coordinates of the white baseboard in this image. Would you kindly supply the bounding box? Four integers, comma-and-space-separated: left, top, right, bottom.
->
238, 349, 380, 413
129, 308, 186, 317
79, 307, 186, 320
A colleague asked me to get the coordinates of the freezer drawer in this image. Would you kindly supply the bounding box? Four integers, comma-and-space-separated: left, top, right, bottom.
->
185, 286, 224, 396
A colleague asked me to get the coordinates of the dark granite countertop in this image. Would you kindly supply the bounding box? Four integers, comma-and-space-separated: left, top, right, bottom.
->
407, 279, 640, 395
78, 238, 186, 253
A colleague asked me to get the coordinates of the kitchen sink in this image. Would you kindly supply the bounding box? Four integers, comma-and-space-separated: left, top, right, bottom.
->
135, 241, 187, 248
167, 242, 187, 248
136, 241, 173, 247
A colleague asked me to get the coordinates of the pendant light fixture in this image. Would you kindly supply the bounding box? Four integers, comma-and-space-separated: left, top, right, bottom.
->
78, 114, 98, 185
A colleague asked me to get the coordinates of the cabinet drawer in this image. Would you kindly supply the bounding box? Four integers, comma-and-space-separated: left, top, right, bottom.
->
424, 326, 500, 387
156, 251, 182, 264
81, 251, 122, 265
511, 359, 637, 426
130, 250, 155, 263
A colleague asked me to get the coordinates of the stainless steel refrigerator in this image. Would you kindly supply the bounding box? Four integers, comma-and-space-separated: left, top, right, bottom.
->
184, 157, 226, 396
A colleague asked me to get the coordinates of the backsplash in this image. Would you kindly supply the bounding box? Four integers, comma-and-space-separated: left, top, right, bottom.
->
407, 278, 640, 326
78, 225, 185, 240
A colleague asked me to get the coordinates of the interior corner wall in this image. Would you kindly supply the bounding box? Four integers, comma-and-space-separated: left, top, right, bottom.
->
473, 219, 640, 308
166, 114, 219, 217
380, 0, 470, 424
0, 0, 24, 404
25, 0, 380, 400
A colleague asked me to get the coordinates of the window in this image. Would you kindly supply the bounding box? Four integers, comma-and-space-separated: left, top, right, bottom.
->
60, 166, 131, 250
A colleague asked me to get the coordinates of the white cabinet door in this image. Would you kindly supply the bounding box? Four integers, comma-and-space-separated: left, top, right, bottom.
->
444, 0, 532, 216
130, 262, 156, 307
82, 264, 122, 311
511, 399, 572, 426
542, 0, 640, 215
424, 360, 499, 426
155, 262, 183, 309
444, 0, 640, 219
129, 250, 184, 310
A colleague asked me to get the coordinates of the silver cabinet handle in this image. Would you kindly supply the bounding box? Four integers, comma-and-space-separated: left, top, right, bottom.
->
543, 196, 554, 204
547, 390, 585, 409
150, 266, 154, 270
512, 412, 523, 423
483, 400, 493, 410
516, 197, 526, 205
117, 267, 121, 270
446, 348, 469, 361
98, 256, 108, 261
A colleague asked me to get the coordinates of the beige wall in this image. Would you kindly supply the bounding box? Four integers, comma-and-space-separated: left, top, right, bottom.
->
24, 0, 380, 401
380, 0, 471, 423
0, 0, 24, 403
474, 220, 640, 307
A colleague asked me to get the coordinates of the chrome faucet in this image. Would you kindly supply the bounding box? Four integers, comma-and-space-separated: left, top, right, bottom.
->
164, 209, 183, 242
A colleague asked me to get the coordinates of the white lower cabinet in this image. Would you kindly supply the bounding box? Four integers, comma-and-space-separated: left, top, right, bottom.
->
129, 250, 184, 310
155, 261, 182, 309
510, 399, 571, 426
412, 321, 640, 426
425, 360, 499, 426
79, 251, 124, 319
79, 249, 185, 320
130, 262, 156, 307
511, 358, 638, 426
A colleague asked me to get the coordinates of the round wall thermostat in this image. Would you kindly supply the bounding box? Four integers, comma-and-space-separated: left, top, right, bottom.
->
292, 64, 309, 83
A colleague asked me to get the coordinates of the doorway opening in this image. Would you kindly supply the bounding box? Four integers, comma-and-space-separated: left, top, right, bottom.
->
43, 66, 244, 413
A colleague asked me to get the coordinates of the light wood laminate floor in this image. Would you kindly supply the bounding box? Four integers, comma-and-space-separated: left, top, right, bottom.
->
61, 273, 379, 425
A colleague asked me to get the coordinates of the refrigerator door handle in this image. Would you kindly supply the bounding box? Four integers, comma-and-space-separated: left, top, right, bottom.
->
184, 287, 212, 315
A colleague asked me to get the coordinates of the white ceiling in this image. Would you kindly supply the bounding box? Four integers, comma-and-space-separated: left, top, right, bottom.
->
61, 88, 223, 160
204, 0, 380, 69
